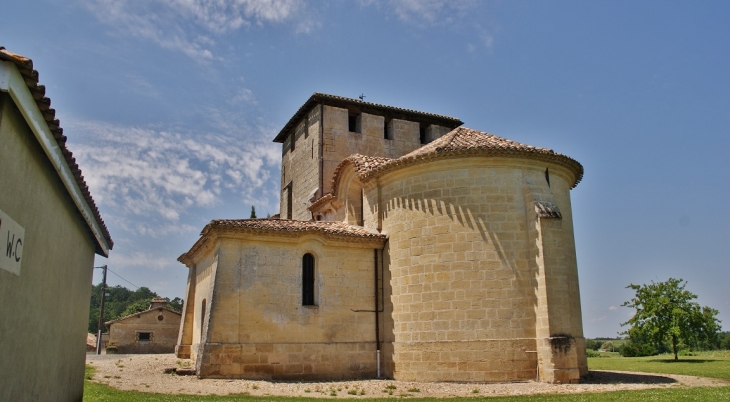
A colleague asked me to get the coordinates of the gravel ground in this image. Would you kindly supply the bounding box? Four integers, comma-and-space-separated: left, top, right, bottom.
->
86, 354, 729, 398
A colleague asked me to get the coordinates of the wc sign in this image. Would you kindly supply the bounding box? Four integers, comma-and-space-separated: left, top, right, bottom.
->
0, 209, 24, 276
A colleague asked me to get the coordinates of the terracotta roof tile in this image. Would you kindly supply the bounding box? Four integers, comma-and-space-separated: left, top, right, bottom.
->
180, 219, 386, 265
274, 93, 463, 143
329, 154, 392, 196
0, 47, 113, 252
205, 218, 385, 239
404, 127, 555, 158
105, 306, 181, 326
356, 127, 584, 188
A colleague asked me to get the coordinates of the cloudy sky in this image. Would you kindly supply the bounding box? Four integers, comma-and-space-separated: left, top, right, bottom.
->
2, 0, 729, 338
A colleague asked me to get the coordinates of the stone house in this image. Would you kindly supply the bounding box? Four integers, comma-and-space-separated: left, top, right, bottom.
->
177, 93, 586, 383
0, 47, 113, 401
106, 298, 182, 354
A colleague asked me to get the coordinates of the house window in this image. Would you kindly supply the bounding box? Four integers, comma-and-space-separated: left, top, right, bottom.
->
302, 253, 315, 306
138, 332, 151, 341
348, 114, 361, 133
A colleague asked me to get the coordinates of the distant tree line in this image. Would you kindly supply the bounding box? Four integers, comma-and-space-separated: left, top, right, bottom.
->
587, 332, 730, 357
88, 283, 183, 334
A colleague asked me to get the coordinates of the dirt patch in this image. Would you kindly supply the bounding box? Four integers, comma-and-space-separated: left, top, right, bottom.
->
86, 354, 729, 398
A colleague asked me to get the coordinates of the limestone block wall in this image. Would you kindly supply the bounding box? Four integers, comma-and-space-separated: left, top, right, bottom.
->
321, 106, 425, 199
280, 105, 322, 220
374, 158, 584, 382
523, 170, 587, 381
0, 92, 97, 402
280, 103, 453, 220
108, 309, 182, 354
194, 235, 384, 380
189, 250, 218, 363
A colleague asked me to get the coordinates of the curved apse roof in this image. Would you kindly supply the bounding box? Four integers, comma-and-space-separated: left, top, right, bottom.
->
333, 127, 584, 189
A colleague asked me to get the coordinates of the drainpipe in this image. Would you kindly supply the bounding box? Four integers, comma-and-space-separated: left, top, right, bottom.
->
374, 248, 380, 378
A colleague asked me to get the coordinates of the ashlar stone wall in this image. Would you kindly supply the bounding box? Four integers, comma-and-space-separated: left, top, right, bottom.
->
108, 309, 182, 354
182, 232, 386, 380
369, 157, 585, 382
280, 104, 451, 221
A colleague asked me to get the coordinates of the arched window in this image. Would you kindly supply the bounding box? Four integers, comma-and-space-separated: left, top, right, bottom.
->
302, 254, 315, 305
200, 299, 207, 339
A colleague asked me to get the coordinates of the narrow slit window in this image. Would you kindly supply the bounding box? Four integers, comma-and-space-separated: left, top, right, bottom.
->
348, 115, 357, 132
545, 168, 550, 187
302, 253, 315, 305
200, 299, 206, 338
384, 119, 391, 140
419, 126, 426, 144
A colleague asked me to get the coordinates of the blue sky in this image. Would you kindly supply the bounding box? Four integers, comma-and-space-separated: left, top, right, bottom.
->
2, 0, 728, 338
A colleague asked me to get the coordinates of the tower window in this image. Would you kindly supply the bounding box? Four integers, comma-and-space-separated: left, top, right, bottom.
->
200, 299, 206, 338
419, 126, 426, 144
384, 119, 392, 140
302, 254, 315, 305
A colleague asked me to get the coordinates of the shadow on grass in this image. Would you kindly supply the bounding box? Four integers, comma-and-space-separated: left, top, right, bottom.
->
583, 371, 676, 384
648, 359, 716, 364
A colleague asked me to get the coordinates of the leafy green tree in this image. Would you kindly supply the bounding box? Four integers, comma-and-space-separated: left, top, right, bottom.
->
120, 298, 154, 317
250, 205, 256, 219
621, 278, 721, 361
88, 284, 182, 333
167, 297, 184, 312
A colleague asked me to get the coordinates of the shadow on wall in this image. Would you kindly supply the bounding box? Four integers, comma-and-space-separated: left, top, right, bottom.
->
381, 194, 516, 271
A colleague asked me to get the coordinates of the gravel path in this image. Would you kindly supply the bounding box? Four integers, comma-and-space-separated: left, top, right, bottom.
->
86, 354, 729, 398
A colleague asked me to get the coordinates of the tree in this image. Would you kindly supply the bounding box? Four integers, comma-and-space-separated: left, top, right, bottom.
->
167, 297, 184, 313
250, 205, 256, 219
621, 278, 721, 361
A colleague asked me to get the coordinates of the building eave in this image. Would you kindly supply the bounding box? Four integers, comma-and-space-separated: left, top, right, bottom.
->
0, 55, 112, 256
273, 92, 463, 143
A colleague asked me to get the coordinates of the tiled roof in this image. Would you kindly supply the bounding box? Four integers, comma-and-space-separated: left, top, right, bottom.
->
105, 306, 181, 326
0, 47, 113, 251
359, 127, 584, 188
204, 218, 385, 239
404, 127, 555, 158
329, 154, 392, 197
180, 218, 386, 265
273, 93, 463, 143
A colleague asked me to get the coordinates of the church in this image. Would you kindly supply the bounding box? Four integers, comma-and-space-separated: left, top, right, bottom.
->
176, 93, 587, 383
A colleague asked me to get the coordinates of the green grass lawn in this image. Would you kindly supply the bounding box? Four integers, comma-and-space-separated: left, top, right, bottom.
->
83, 356, 730, 402
587, 351, 730, 380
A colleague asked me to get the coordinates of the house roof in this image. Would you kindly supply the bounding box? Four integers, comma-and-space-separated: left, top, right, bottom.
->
105, 306, 181, 326
179, 219, 387, 266
358, 127, 584, 188
0, 47, 113, 255
273, 93, 463, 143
202, 218, 385, 239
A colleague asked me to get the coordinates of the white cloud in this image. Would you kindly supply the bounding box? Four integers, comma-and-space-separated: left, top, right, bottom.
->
109, 251, 175, 271
67, 119, 280, 230
230, 87, 257, 105
608, 305, 618, 311
386, 0, 476, 25
82, 0, 314, 59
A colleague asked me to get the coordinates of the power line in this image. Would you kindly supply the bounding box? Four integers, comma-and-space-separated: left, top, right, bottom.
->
106, 267, 140, 290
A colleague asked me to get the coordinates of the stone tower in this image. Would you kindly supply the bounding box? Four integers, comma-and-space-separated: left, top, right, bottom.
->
273, 93, 462, 220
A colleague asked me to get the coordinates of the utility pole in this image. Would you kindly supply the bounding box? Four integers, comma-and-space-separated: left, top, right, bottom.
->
96, 265, 107, 355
